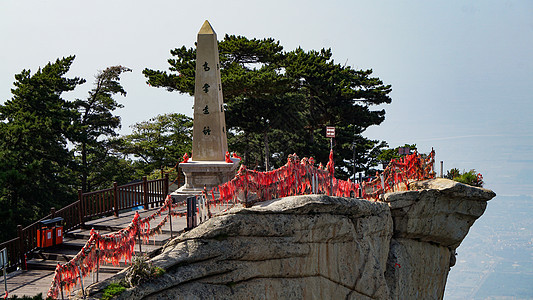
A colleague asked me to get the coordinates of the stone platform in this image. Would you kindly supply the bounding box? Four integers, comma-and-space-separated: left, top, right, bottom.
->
173, 159, 239, 197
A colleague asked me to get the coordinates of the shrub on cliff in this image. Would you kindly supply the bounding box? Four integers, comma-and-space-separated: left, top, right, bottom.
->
125, 255, 166, 287
446, 169, 484, 187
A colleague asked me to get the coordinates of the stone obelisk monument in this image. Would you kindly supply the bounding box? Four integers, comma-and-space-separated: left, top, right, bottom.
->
176, 20, 239, 195
192, 20, 228, 160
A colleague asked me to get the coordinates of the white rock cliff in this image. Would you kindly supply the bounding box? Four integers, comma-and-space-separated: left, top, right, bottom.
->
84, 178, 495, 299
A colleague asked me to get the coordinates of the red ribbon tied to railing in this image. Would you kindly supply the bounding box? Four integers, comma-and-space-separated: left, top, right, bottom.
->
47, 197, 183, 299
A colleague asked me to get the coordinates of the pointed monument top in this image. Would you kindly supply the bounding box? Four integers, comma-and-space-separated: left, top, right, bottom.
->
198, 20, 215, 35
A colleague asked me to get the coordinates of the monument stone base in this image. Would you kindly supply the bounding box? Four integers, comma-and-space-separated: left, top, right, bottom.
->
171, 159, 240, 200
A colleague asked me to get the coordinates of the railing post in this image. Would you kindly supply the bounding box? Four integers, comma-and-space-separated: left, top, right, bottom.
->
244, 187, 248, 207
203, 185, 211, 219
186, 196, 197, 230
193, 196, 197, 228
96, 244, 100, 282
143, 176, 148, 210
311, 172, 316, 194
358, 173, 363, 198
76, 265, 85, 299
186, 197, 191, 230
60, 276, 65, 300
138, 230, 142, 255
17, 225, 24, 267
78, 189, 84, 228
164, 173, 169, 198
168, 198, 173, 238
330, 176, 333, 196
50, 206, 57, 247
113, 182, 119, 217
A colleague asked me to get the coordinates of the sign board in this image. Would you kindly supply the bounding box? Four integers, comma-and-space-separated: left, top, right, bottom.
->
0, 248, 6, 268
326, 126, 335, 138
398, 147, 410, 155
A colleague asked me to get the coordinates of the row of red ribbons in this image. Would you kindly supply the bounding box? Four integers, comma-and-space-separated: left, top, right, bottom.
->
47, 149, 435, 298
362, 149, 436, 199
46, 197, 185, 299
210, 150, 353, 205
209, 149, 435, 204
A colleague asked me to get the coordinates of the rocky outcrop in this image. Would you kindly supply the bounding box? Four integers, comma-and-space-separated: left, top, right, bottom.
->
383, 178, 495, 299
83, 178, 495, 299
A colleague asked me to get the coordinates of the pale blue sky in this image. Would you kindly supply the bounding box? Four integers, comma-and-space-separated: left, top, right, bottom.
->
2, 0, 532, 196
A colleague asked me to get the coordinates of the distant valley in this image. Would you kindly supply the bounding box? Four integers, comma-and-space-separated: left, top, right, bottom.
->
445, 195, 533, 299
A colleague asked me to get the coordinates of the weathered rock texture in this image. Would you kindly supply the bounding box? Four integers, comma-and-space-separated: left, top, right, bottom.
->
383, 178, 495, 299
84, 178, 495, 299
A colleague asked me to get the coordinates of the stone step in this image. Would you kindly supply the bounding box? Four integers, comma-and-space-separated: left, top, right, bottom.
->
27, 244, 162, 270
66, 229, 174, 246
59, 237, 88, 250
30, 237, 162, 263
81, 223, 184, 235
81, 207, 188, 233
26, 259, 124, 272
32, 247, 80, 262
13, 205, 192, 299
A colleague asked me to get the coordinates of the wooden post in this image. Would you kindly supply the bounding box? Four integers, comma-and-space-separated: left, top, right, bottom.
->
78, 189, 84, 227
186, 197, 191, 230
295, 173, 298, 195
203, 185, 211, 219
330, 177, 333, 196
186, 196, 197, 230
113, 182, 119, 217
168, 198, 173, 239
358, 173, 363, 198
76, 265, 85, 299
50, 207, 56, 219
60, 274, 65, 300
164, 173, 169, 198
3, 249, 7, 297
160, 168, 166, 207
244, 186, 248, 207
96, 244, 100, 282
17, 225, 23, 267
143, 176, 148, 210
193, 196, 197, 228
138, 230, 142, 255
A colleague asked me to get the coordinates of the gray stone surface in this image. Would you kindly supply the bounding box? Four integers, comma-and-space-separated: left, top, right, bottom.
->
82, 179, 495, 300
380, 178, 495, 299
386, 238, 451, 299
382, 178, 495, 248
176, 159, 239, 194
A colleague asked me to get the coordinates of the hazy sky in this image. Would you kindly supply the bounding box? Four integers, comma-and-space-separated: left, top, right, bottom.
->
2, 0, 532, 196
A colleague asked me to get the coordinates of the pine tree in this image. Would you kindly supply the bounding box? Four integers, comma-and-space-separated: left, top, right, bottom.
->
143, 35, 392, 176
113, 113, 193, 177
73, 65, 132, 192
0, 56, 85, 241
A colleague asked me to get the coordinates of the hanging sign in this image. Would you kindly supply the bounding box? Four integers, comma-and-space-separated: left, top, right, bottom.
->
398, 147, 410, 155
326, 126, 335, 138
